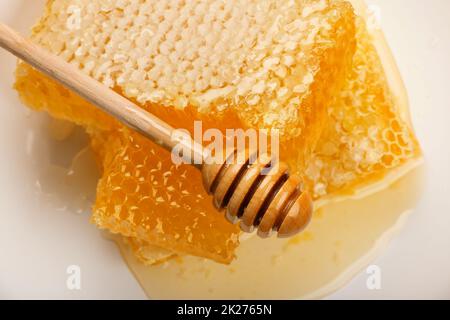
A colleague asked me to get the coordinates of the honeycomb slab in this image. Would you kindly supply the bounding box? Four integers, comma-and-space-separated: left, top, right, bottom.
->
303, 18, 421, 200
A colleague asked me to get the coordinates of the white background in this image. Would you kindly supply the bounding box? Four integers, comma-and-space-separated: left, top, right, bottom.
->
0, 0, 449, 299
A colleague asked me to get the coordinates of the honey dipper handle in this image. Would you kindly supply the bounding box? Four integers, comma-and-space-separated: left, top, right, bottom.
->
0, 22, 204, 162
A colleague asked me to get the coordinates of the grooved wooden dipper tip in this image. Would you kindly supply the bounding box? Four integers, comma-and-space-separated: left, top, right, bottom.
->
202, 149, 313, 238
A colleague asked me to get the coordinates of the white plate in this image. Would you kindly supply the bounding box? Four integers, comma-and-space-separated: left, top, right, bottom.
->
0, 0, 449, 299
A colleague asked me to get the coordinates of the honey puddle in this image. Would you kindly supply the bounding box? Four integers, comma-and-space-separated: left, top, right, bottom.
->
116, 163, 425, 299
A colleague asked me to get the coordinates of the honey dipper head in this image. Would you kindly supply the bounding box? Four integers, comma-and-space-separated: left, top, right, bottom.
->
202, 149, 313, 238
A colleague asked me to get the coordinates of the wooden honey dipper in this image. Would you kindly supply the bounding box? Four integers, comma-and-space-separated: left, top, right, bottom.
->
0, 23, 313, 238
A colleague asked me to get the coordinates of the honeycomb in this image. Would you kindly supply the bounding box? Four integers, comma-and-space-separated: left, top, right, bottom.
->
122, 237, 175, 266
13, 0, 421, 265
16, 0, 356, 165
89, 128, 240, 263
303, 18, 421, 199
